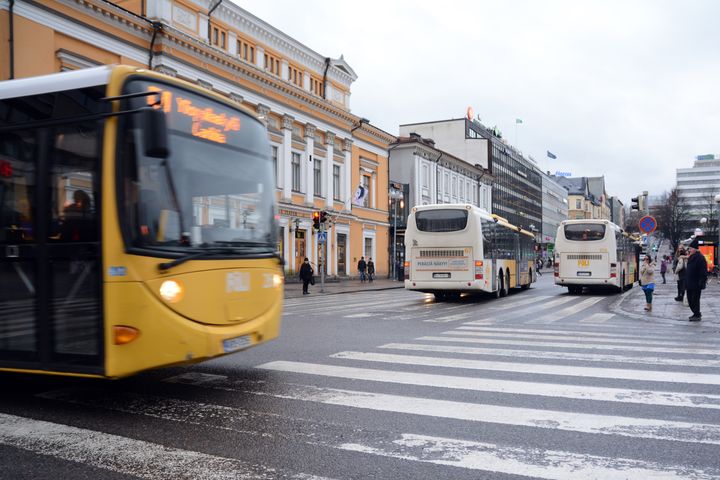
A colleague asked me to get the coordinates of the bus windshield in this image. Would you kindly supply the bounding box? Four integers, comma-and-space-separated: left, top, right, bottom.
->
119, 79, 276, 254
415, 209, 468, 232
563, 223, 606, 241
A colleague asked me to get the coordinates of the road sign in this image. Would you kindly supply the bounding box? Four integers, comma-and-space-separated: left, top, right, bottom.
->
639, 215, 657, 234
317, 231, 326, 244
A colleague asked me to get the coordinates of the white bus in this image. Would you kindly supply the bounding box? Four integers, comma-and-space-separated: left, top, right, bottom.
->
554, 219, 637, 294
404, 204, 536, 300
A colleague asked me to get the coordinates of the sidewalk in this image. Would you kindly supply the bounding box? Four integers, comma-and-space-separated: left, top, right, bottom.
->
613, 276, 720, 325
284, 277, 404, 299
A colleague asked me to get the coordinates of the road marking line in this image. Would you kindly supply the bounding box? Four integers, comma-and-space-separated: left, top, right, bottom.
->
441, 330, 718, 349
580, 313, 616, 323
454, 326, 707, 342
340, 433, 720, 480
487, 295, 553, 310
424, 312, 476, 323
378, 343, 720, 368
416, 335, 720, 355
527, 297, 605, 324
0, 412, 329, 480
332, 351, 720, 386
257, 360, 720, 408
167, 376, 720, 445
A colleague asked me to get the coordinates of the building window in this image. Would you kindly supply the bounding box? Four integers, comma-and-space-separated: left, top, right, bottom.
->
271, 146, 279, 187
237, 38, 255, 63
292, 152, 301, 192
310, 76, 324, 96
364, 237, 373, 260
211, 26, 226, 49
314, 159, 322, 196
333, 164, 341, 201
361, 174, 370, 208
575, 199, 581, 209
288, 65, 304, 88
264, 52, 281, 76
422, 164, 429, 188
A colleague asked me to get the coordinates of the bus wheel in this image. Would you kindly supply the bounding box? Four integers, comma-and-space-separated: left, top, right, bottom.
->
618, 273, 625, 293
434, 292, 446, 301
568, 286, 581, 295
504, 270, 511, 296
495, 273, 504, 298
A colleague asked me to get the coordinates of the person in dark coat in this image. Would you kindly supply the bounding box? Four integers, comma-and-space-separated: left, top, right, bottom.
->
357, 256, 367, 282
367, 258, 375, 282
299, 257, 314, 295
685, 239, 708, 321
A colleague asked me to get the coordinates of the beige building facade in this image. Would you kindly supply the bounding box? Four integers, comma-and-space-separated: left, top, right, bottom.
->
1, 0, 395, 276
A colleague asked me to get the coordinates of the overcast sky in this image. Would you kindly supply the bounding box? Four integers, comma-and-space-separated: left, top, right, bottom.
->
241, 0, 720, 203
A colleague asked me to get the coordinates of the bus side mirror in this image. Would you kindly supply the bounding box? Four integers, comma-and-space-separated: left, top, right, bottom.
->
142, 107, 169, 158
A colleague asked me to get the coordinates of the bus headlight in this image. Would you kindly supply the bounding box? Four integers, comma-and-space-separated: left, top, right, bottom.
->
273, 273, 283, 288
159, 280, 184, 303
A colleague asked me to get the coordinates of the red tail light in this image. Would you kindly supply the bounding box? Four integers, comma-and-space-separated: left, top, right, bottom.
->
404, 261, 410, 280
474, 260, 484, 279
554, 262, 559, 277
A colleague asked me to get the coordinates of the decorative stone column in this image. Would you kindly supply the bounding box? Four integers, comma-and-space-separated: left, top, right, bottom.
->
343, 138, 353, 211
282, 114, 294, 201
325, 132, 335, 209
304, 123, 316, 205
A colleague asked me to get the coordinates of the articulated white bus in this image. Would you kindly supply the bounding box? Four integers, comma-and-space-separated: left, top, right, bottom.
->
404, 204, 536, 300
554, 219, 637, 294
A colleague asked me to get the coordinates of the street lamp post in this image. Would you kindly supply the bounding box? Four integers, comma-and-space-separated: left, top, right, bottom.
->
714, 194, 720, 267
389, 187, 404, 281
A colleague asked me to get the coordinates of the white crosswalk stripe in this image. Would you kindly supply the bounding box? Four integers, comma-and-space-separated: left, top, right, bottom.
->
526, 297, 605, 324
580, 312, 615, 323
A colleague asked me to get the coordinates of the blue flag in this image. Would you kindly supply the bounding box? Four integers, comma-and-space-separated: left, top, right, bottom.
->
547, 151, 557, 159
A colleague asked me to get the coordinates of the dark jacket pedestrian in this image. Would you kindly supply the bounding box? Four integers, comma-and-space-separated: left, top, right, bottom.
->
299, 257, 314, 295
674, 247, 688, 301
357, 257, 367, 282
367, 258, 375, 282
685, 239, 708, 321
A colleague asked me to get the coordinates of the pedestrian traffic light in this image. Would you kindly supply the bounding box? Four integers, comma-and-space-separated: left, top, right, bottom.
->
319, 211, 328, 224
631, 197, 639, 210
312, 211, 320, 230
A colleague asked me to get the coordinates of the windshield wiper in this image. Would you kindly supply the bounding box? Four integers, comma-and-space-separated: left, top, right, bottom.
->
157, 245, 275, 271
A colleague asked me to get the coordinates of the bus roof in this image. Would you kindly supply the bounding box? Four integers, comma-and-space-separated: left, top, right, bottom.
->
411, 203, 535, 239
0, 66, 113, 100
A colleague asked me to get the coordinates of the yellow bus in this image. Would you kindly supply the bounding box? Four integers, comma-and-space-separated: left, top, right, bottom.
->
404, 204, 536, 300
0, 66, 283, 378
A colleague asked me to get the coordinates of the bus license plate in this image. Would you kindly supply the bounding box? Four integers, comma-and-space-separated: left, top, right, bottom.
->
577, 271, 592, 276
223, 334, 252, 353
433, 272, 451, 279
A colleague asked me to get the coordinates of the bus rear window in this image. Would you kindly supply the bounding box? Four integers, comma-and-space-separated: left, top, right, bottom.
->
564, 224, 606, 241
415, 209, 468, 232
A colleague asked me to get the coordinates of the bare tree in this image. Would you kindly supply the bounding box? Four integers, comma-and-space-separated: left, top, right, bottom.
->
695, 188, 719, 240
654, 189, 690, 251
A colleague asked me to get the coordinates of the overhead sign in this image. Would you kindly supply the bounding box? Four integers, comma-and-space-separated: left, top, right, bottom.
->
639, 215, 657, 234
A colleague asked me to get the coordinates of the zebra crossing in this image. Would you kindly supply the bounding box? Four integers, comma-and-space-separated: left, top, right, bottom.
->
3, 290, 720, 478
284, 289, 619, 325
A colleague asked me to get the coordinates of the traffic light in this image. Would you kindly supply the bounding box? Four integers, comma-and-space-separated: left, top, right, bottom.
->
631, 197, 640, 210
319, 211, 328, 224
312, 211, 320, 230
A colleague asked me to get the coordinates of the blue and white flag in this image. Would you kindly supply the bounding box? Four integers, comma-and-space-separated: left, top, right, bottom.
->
547, 151, 557, 159
352, 185, 367, 206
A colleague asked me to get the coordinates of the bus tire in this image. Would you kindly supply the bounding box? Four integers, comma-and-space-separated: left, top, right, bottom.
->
568, 286, 581, 295
618, 273, 625, 293
504, 270, 511, 296
434, 292, 446, 301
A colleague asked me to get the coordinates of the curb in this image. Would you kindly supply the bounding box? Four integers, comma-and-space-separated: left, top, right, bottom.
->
610, 285, 720, 327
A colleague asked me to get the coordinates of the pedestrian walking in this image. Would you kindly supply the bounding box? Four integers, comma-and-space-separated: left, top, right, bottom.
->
673, 246, 688, 302
639, 255, 656, 312
299, 257, 314, 295
357, 256, 367, 282
660, 256, 668, 284
535, 258, 543, 276
367, 258, 375, 282
685, 239, 708, 321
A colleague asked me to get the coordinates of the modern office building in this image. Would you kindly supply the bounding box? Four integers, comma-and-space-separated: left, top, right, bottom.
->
1, 0, 395, 276
676, 154, 720, 235
399, 118, 541, 231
